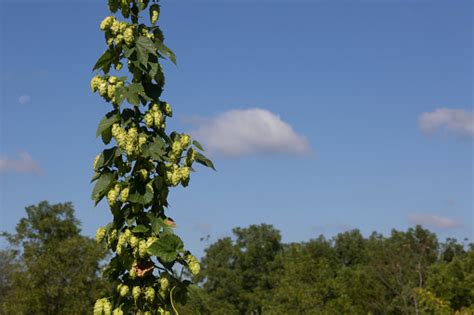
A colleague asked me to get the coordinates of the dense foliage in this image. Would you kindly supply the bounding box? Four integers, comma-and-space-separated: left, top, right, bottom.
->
182, 224, 474, 315
90, 0, 214, 314
0, 201, 107, 314
1, 204, 472, 314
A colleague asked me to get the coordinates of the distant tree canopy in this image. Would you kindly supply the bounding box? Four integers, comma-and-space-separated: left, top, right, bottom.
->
181, 224, 474, 315
0, 201, 108, 314
1, 204, 472, 314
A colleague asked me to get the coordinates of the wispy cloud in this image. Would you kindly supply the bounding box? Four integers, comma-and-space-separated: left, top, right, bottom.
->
0, 153, 42, 175
418, 108, 474, 138
408, 213, 462, 229
19, 95, 31, 105
190, 108, 311, 157
195, 223, 212, 234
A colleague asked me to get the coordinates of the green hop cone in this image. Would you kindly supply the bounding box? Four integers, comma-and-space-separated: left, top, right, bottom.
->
108, 229, 118, 245
124, 27, 134, 46
159, 275, 169, 291
107, 84, 116, 99
103, 299, 112, 315
110, 20, 121, 35
119, 284, 130, 297
100, 16, 114, 31
93, 299, 103, 315
150, 4, 160, 25
153, 111, 163, 128
179, 167, 190, 182
90, 75, 102, 92
98, 81, 108, 97
129, 235, 139, 248
145, 287, 155, 303
139, 169, 148, 181
185, 254, 200, 276
96, 227, 106, 243
120, 187, 129, 201
132, 286, 141, 302
162, 102, 172, 117
138, 240, 148, 258
144, 112, 154, 127
108, 76, 118, 84
180, 134, 191, 148
112, 308, 124, 315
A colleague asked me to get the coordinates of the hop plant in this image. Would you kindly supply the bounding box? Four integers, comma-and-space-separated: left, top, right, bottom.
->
91, 0, 215, 313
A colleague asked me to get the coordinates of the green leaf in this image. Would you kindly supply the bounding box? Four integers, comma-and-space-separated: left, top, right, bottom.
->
136, 36, 157, 67
147, 234, 184, 263
96, 111, 120, 138
192, 140, 205, 151
142, 137, 164, 160
128, 182, 154, 205
143, 82, 163, 101
151, 217, 165, 235
123, 46, 135, 59
94, 147, 117, 171
91, 171, 101, 183
91, 172, 115, 205
195, 152, 216, 171
93, 50, 115, 72
156, 41, 177, 65
132, 225, 149, 233
117, 83, 150, 106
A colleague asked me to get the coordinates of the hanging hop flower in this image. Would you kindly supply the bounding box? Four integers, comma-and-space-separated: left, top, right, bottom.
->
100, 16, 115, 31
93, 299, 104, 315
162, 102, 173, 117
95, 227, 106, 243
180, 134, 191, 148
107, 184, 121, 207
150, 4, 160, 25
132, 286, 141, 302
129, 235, 139, 249
120, 186, 129, 201
112, 308, 123, 315
103, 299, 112, 315
138, 240, 148, 258
124, 27, 134, 46
145, 287, 155, 303
117, 283, 130, 297
185, 253, 201, 276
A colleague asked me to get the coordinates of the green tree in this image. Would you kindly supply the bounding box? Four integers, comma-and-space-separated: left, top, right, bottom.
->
0, 201, 107, 315
90, 0, 214, 313
427, 248, 474, 310
199, 224, 283, 314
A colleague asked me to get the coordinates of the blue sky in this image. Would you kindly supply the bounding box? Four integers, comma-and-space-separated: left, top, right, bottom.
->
0, 0, 472, 256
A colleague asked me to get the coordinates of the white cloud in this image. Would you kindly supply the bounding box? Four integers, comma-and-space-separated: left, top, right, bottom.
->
19, 95, 31, 105
418, 108, 474, 137
0, 153, 42, 175
190, 108, 311, 157
408, 213, 462, 229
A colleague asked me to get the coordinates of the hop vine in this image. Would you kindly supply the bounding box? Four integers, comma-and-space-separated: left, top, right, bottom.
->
91, 0, 215, 314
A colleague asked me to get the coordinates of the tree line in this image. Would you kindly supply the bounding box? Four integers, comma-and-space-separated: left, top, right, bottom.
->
1, 201, 472, 314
